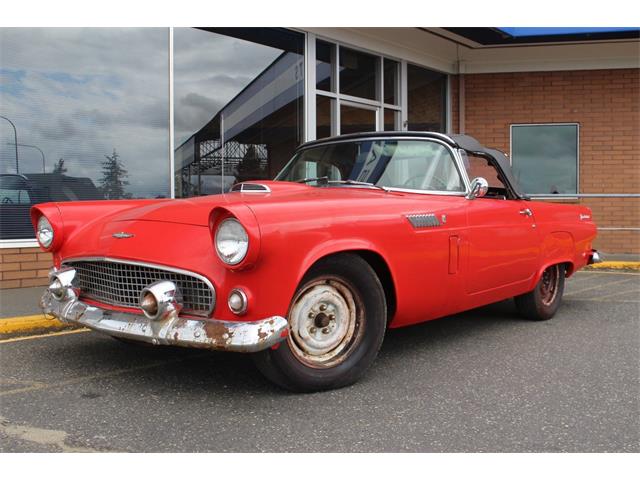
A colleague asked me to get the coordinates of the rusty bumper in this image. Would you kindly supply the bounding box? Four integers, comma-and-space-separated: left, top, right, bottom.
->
40, 289, 288, 353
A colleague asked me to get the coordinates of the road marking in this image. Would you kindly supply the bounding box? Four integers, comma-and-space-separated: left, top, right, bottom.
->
574, 270, 640, 276
0, 353, 208, 397
0, 415, 106, 453
565, 277, 638, 296
0, 328, 89, 344
595, 288, 640, 301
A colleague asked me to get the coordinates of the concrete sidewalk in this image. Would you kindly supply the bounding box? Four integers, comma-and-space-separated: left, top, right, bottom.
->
0, 287, 66, 336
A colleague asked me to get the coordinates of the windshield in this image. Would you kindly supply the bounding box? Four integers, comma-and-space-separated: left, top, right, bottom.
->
276, 139, 465, 193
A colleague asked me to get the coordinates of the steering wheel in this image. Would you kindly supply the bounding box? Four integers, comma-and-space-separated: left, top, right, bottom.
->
2, 197, 14, 204
402, 174, 449, 191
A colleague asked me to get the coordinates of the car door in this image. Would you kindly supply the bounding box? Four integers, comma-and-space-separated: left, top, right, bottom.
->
464, 197, 540, 294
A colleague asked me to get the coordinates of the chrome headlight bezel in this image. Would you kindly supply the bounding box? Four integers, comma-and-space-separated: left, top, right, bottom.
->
215, 218, 249, 265
36, 215, 54, 249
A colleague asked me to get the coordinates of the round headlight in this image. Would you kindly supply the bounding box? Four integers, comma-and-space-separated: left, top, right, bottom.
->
215, 218, 249, 265
37, 216, 54, 249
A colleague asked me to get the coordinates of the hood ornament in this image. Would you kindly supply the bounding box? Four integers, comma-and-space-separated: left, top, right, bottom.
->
112, 232, 135, 239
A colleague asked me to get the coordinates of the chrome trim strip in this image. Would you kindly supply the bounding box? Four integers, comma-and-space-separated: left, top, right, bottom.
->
40, 289, 287, 353
61, 256, 216, 317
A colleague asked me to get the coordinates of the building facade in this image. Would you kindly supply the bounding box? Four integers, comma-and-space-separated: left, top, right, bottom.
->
1, 27, 638, 289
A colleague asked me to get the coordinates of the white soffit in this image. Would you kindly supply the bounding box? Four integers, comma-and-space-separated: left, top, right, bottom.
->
304, 28, 639, 74
302, 27, 459, 74
458, 41, 640, 73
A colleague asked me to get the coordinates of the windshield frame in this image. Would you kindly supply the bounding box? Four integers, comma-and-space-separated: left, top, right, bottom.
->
275, 136, 471, 196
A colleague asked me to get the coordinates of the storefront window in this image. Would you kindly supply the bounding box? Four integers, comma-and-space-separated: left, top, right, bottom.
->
173, 28, 304, 196
0, 28, 170, 240
407, 63, 447, 132
339, 47, 378, 101
511, 124, 579, 195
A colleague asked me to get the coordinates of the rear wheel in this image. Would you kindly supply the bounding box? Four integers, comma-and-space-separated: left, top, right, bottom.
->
515, 264, 565, 321
253, 254, 387, 392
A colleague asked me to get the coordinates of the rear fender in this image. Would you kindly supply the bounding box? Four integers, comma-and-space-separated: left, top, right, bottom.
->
529, 231, 576, 289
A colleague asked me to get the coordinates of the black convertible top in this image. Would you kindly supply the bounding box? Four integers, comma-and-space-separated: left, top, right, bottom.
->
298, 131, 528, 200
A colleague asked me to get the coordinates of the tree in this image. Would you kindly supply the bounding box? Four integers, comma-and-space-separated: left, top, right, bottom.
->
236, 145, 265, 182
52, 158, 67, 175
99, 148, 129, 200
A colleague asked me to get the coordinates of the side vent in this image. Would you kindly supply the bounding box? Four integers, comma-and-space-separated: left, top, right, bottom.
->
406, 213, 441, 229
230, 183, 271, 193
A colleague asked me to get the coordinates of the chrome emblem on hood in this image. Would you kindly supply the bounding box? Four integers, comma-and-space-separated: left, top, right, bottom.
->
112, 232, 135, 239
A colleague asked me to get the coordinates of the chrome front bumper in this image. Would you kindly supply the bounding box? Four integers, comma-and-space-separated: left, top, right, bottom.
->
40, 289, 288, 353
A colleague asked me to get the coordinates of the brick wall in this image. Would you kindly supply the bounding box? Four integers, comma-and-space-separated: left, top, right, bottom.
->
0, 247, 52, 289
452, 68, 640, 254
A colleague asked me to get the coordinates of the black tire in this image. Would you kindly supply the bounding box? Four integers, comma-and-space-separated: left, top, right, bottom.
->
252, 253, 387, 392
515, 264, 565, 321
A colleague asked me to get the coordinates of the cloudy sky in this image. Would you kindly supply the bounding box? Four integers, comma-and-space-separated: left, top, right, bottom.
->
0, 28, 285, 199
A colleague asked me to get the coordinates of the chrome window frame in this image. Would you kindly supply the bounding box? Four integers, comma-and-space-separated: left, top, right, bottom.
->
61, 256, 216, 317
278, 135, 470, 196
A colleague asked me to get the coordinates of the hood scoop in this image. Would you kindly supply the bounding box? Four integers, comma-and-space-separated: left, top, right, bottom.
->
230, 182, 271, 193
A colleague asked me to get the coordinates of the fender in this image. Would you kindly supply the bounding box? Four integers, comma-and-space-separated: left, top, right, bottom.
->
528, 231, 576, 289
297, 238, 389, 283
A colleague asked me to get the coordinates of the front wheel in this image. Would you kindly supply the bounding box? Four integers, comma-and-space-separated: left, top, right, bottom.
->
252, 254, 387, 392
515, 264, 565, 321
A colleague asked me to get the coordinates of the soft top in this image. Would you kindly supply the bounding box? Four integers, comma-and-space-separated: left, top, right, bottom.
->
449, 134, 527, 199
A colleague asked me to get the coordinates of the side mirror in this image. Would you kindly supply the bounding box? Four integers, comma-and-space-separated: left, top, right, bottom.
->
466, 177, 489, 200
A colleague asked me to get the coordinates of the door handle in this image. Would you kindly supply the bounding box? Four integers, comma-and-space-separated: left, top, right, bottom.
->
519, 208, 533, 217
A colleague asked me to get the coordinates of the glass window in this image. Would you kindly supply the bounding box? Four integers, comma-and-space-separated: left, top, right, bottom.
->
174, 28, 304, 196
339, 47, 378, 101
383, 59, 399, 105
277, 139, 464, 193
384, 109, 399, 131
407, 64, 447, 132
0, 28, 170, 240
316, 40, 335, 93
316, 96, 333, 139
340, 104, 377, 135
511, 124, 578, 195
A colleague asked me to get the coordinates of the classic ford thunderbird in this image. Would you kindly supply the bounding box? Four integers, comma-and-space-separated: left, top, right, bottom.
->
35, 132, 600, 391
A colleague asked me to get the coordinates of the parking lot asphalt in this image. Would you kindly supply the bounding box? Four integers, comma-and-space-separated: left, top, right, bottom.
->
0, 270, 638, 453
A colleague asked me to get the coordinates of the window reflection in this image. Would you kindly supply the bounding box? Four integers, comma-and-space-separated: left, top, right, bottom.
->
0, 28, 170, 240
511, 124, 578, 194
173, 28, 304, 196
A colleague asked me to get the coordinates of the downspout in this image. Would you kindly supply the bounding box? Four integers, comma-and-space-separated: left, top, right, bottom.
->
458, 60, 465, 135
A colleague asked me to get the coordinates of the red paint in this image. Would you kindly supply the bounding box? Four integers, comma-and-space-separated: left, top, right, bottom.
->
31, 180, 596, 328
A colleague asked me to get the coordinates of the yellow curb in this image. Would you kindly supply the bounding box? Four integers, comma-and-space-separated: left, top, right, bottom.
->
0, 314, 65, 334
585, 261, 640, 271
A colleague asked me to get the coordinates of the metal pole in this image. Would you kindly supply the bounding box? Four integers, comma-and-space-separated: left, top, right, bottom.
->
7, 143, 45, 173
0, 115, 19, 173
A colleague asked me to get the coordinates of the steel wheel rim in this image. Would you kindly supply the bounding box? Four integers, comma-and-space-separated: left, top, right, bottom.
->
287, 276, 364, 369
539, 265, 560, 306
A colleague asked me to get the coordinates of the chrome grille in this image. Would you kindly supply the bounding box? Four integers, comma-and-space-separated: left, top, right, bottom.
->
64, 259, 215, 317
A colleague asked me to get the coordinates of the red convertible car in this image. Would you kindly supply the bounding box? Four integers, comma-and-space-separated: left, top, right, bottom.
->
34, 132, 599, 391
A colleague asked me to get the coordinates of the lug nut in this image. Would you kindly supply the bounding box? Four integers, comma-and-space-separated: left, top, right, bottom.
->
329, 314, 335, 321
308, 311, 315, 318
310, 327, 317, 334
322, 327, 330, 334
319, 304, 327, 311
